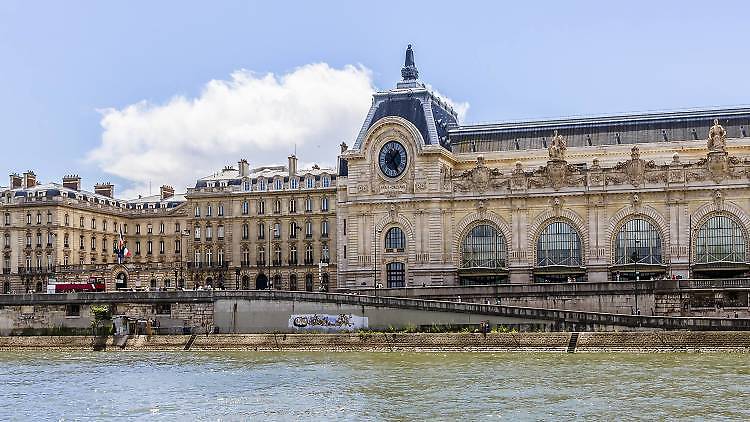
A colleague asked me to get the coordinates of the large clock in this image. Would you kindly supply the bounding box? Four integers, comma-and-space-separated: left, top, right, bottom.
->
378, 141, 408, 178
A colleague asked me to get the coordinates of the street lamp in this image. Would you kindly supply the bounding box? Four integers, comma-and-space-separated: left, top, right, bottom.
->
632, 239, 641, 315
373, 226, 382, 296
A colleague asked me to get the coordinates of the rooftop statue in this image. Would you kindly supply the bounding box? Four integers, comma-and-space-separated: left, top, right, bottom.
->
401, 44, 419, 80
548, 130, 567, 161
708, 118, 727, 153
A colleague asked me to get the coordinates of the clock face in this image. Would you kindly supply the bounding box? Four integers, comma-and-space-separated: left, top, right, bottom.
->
378, 141, 408, 178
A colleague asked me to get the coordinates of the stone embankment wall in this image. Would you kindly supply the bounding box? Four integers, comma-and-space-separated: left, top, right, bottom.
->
1, 332, 750, 352
0, 302, 213, 336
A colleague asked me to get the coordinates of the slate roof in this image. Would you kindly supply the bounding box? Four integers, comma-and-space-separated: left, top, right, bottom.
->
449, 107, 750, 153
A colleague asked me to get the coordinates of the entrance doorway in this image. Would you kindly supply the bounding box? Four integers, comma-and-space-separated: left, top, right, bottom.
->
115, 272, 127, 289
256, 273, 268, 290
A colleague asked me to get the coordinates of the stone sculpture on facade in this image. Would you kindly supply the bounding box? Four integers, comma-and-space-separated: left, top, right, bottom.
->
548, 130, 567, 161
708, 118, 727, 153
453, 156, 507, 192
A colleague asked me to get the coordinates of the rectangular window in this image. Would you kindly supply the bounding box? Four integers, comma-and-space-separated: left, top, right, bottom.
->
175, 239, 181, 254
206, 226, 212, 240
195, 205, 201, 217
175, 222, 181, 233
135, 241, 141, 255
136, 224, 141, 234
66, 304, 81, 317
159, 223, 164, 234
258, 200, 265, 215
159, 240, 165, 254
155, 303, 171, 315
273, 223, 281, 239
147, 224, 153, 234
217, 225, 225, 239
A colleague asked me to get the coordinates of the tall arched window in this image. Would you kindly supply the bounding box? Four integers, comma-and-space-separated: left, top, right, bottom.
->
536, 221, 582, 266
695, 214, 747, 263
305, 273, 314, 291
462, 224, 507, 268
384, 227, 405, 252
289, 274, 298, 291
614, 219, 663, 265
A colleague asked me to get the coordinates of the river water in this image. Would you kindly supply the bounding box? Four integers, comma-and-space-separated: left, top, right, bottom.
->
1, 351, 748, 421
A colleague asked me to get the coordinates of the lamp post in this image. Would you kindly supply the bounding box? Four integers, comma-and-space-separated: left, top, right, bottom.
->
373, 226, 381, 296
180, 229, 189, 289
632, 239, 641, 315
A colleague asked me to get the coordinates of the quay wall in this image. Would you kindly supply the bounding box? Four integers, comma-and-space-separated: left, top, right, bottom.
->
2, 291, 750, 335
2, 331, 750, 353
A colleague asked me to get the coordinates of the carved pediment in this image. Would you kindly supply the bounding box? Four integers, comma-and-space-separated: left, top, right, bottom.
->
453, 156, 507, 192
529, 160, 585, 191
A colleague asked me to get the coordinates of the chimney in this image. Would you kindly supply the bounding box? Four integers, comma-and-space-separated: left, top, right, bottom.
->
238, 159, 249, 177
9, 173, 22, 189
94, 182, 114, 198
160, 185, 174, 200
62, 175, 81, 191
288, 155, 298, 177
23, 171, 37, 188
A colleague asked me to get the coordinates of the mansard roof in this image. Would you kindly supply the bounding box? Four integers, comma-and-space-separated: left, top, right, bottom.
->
352, 45, 459, 151
449, 107, 750, 153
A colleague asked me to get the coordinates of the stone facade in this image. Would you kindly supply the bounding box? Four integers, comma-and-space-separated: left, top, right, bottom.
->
185, 155, 337, 292
0, 154, 337, 293
1, 177, 187, 293
337, 46, 750, 289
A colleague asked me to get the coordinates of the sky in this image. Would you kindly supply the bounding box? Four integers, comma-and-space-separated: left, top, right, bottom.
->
1, 1, 749, 198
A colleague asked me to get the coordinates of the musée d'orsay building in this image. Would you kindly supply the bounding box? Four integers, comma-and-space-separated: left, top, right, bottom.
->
3, 45, 750, 293
335, 45, 750, 289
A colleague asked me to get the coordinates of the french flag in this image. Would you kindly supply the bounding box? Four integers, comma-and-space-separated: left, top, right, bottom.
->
117, 229, 132, 262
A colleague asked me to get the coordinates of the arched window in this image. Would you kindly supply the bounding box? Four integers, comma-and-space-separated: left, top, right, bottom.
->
614, 218, 662, 265
272, 274, 281, 289
386, 262, 405, 288
384, 227, 406, 252
536, 221, 582, 266
321, 273, 329, 292
461, 224, 507, 268
695, 214, 747, 263
289, 274, 298, 291
305, 273, 314, 291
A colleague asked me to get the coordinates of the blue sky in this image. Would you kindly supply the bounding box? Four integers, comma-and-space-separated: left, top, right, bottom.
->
1, 1, 749, 197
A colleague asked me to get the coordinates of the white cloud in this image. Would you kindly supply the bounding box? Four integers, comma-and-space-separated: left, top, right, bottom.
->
87, 63, 470, 198
87, 63, 375, 198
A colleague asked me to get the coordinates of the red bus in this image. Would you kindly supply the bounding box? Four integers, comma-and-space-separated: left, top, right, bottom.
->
47, 277, 106, 293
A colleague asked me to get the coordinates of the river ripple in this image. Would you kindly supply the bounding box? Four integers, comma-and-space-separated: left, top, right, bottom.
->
1, 352, 749, 421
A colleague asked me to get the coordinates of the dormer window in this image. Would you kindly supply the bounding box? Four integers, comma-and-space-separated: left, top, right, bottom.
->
243, 180, 251, 191
305, 177, 314, 189
321, 175, 330, 188
259, 178, 267, 191
290, 178, 299, 189
274, 178, 283, 190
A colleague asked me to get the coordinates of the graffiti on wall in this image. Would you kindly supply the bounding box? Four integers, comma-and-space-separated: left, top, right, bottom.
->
289, 313, 368, 331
